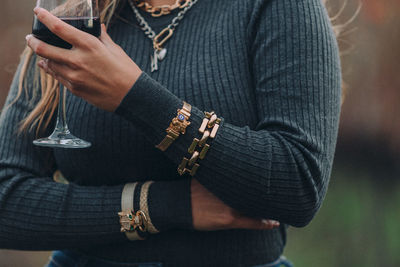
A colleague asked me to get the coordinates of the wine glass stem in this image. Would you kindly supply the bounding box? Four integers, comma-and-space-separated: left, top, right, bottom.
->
54, 83, 70, 134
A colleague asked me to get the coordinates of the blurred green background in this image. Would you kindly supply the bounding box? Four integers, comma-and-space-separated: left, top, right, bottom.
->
1, 0, 399, 266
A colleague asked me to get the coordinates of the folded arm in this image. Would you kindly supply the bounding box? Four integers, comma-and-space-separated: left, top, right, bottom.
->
114, 0, 342, 227
0, 59, 192, 250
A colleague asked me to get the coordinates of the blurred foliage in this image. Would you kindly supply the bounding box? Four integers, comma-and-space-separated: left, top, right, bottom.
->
285, 165, 400, 267
1, 164, 399, 267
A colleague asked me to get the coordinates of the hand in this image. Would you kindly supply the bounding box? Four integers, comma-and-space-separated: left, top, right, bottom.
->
191, 179, 280, 231
26, 7, 142, 112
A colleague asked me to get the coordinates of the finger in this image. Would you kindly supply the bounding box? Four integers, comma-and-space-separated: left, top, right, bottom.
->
233, 217, 280, 230
262, 219, 280, 228
56, 76, 74, 92
38, 61, 73, 90
33, 7, 92, 47
47, 60, 77, 84
99, 24, 114, 47
26, 34, 72, 62
40, 60, 75, 89
38, 59, 55, 76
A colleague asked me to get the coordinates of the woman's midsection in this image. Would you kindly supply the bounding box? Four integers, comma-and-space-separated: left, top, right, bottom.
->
79, 228, 285, 267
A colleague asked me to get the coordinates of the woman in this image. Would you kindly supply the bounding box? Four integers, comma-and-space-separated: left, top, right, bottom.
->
0, 0, 341, 266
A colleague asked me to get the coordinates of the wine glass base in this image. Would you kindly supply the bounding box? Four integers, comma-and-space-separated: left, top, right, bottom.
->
33, 132, 91, 149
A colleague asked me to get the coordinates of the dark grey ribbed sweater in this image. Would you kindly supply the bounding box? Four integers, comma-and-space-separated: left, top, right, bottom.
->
0, 0, 341, 266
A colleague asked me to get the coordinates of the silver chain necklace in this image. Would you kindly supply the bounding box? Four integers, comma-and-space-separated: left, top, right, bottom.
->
128, 0, 199, 72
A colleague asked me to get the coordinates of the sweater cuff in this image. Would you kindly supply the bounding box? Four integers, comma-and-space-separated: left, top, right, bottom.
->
147, 179, 193, 232
114, 72, 206, 160
115, 72, 182, 143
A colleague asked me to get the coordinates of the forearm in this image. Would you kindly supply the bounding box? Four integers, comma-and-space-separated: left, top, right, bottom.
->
0, 167, 125, 250
114, 73, 336, 227
114, 0, 341, 227
0, 167, 193, 250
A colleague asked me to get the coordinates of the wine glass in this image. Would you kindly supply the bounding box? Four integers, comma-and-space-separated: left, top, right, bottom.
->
32, 0, 100, 148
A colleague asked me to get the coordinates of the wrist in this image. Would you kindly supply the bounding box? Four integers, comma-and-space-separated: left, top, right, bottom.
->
147, 179, 193, 231
112, 66, 143, 112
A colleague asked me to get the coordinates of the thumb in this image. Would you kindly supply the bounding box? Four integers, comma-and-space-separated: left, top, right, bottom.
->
99, 24, 114, 46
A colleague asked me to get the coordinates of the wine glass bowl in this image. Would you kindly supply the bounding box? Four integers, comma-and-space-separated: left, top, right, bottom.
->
32, 0, 100, 148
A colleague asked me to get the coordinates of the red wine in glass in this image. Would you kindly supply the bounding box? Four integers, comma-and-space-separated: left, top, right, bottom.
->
32, 0, 100, 149
32, 17, 101, 49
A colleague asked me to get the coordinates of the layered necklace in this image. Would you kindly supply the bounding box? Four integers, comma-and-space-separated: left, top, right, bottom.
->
134, 0, 191, 17
128, 0, 199, 72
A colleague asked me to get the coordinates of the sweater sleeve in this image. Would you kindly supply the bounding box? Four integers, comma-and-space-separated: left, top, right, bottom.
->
115, 0, 342, 227
0, 57, 191, 250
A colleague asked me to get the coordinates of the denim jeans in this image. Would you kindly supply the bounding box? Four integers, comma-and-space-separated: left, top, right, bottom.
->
46, 250, 293, 267
46, 250, 163, 267
252, 256, 293, 267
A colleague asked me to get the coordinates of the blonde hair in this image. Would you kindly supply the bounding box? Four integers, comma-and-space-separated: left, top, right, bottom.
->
11, 0, 122, 136
14, 0, 345, 135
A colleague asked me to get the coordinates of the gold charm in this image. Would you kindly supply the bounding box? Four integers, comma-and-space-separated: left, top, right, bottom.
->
118, 210, 149, 233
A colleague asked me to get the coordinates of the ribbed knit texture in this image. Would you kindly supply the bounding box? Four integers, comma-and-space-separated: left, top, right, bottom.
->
0, 0, 341, 266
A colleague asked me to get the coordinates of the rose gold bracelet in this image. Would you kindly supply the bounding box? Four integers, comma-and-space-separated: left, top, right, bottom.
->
156, 101, 191, 152
178, 111, 221, 176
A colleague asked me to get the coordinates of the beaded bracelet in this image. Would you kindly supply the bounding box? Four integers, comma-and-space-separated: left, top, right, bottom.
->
178, 111, 221, 176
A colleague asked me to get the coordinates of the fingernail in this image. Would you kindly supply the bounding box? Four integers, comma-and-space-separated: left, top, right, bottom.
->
262, 219, 280, 226
33, 7, 40, 14
25, 34, 32, 41
261, 219, 271, 225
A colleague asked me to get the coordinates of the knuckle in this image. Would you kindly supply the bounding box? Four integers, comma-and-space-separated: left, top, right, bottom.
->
87, 39, 100, 51
78, 36, 95, 50
34, 43, 44, 55
114, 44, 123, 52
67, 72, 79, 83
51, 22, 64, 34
73, 58, 85, 69
69, 59, 80, 70
37, 12, 45, 22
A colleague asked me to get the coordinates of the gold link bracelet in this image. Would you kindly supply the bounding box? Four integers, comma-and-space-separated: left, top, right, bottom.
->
178, 112, 221, 176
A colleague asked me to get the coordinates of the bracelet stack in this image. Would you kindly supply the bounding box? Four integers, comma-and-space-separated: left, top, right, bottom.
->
178, 111, 221, 176
119, 182, 159, 240
119, 108, 221, 238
